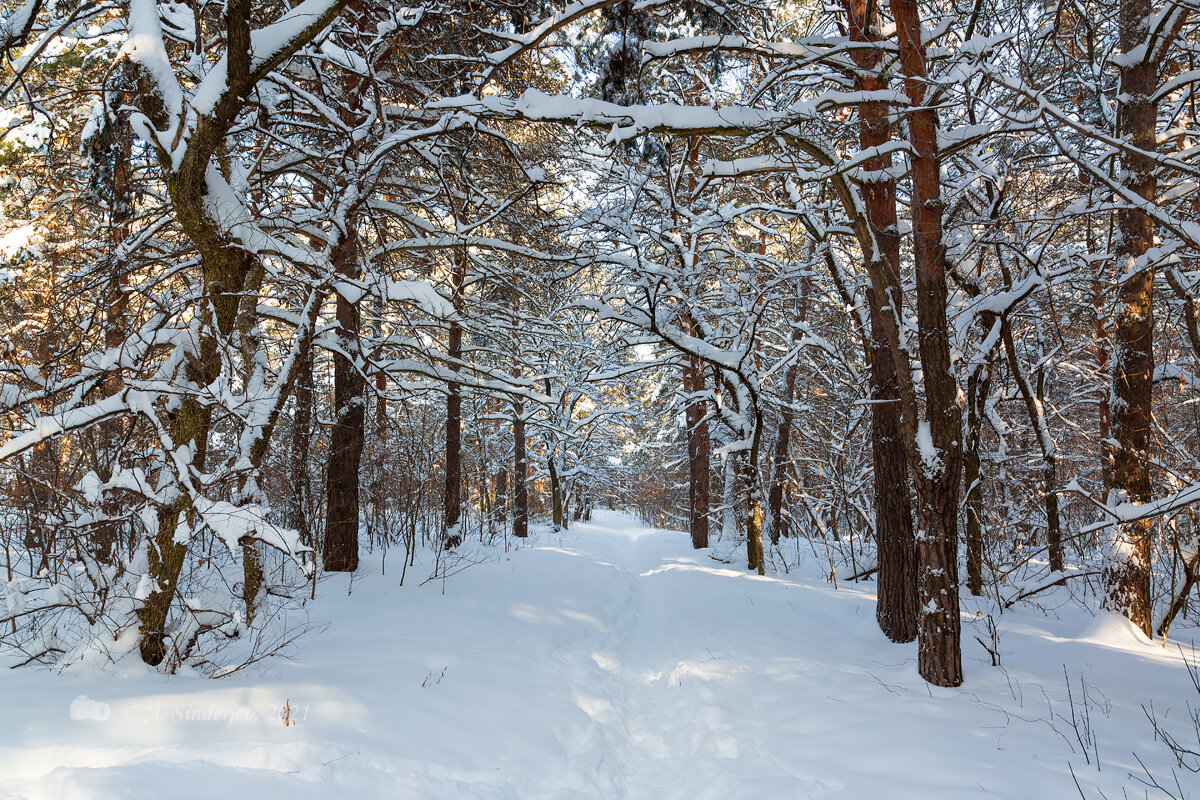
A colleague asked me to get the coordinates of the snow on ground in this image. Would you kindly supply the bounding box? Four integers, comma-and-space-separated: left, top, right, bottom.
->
1, 510, 1197, 799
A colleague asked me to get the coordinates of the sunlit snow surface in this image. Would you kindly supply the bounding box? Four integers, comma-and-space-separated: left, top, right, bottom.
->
0, 510, 1196, 798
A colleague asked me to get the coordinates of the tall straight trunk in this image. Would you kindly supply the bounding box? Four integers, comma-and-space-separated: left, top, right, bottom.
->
549, 452, 564, 528
745, 409, 766, 576
444, 251, 467, 536
323, 230, 365, 572
511, 290, 528, 538
1085, 181, 1115, 494
683, 354, 711, 549
288, 343, 313, 542
1103, 0, 1161, 636
890, 0, 963, 687
768, 277, 810, 545
494, 465, 509, 522
513, 410, 528, 537
964, 366, 991, 595
678, 138, 712, 551
845, 0, 918, 643
96, 106, 132, 563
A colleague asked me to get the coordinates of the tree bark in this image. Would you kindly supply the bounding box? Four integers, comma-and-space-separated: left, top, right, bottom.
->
549, 452, 564, 529
845, 0, 918, 644
288, 331, 313, 543
444, 250, 467, 537
768, 277, 809, 545
511, 290, 528, 538
1103, 0, 1161, 636
890, 0, 964, 686
684, 354, 711, 549
323, 230, 365, 573
745, 408, 766, 576
964, 366, 990, 596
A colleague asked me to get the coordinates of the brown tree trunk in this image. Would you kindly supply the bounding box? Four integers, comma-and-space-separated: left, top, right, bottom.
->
1000, 319, 1063, 572
549, 452, 564, 529
288, 341, 313, 543
684, 354, 711, 549
745, 409, 766, 576
96, 107, 132, 564
768, 276, 810, 545
513, 410, 528, 538
890, 0, 964, 686
323, 230, 365, 573
964, 367, 990, 596
1103, 0, 1161, 636
138, 241, 251, 664
444, 251, 467, 537
511, 289, 528, 538
845, 0, 918, 644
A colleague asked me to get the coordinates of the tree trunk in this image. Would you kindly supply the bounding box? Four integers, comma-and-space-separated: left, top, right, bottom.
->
444, 250, 467, 537
138, 244, 249, 664
683, 354, 711, 548
323, 230, 365, 573
288, 342, 313, 543
891, 0, 963, 686
511, 290, 528, 538
549, 453, 564, 529
845, 0, 918, 644
745, 409, 766, 576
768, 276, 809, 545
1103, 0, 1160, 636
513, 410, 528, 538
964, 366, 991, 596
1000, 318, 1062, 573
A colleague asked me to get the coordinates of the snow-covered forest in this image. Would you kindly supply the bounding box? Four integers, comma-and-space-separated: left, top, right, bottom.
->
2, 0, 1200, 796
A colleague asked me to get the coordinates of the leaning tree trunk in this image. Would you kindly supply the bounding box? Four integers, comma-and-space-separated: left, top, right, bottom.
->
891, 0, 964, 687
845, 0, 918, 644
1102, 0, 1161, 636
323, 230, 365, 573
1000, 318, 1062, 573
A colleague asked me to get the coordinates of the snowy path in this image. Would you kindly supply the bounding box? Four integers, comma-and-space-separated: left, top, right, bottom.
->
0, 511, 1196, 799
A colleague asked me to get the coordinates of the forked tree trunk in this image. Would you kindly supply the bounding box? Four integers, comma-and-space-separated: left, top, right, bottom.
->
844, 0, 918, 644
138, 241, 252, 664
